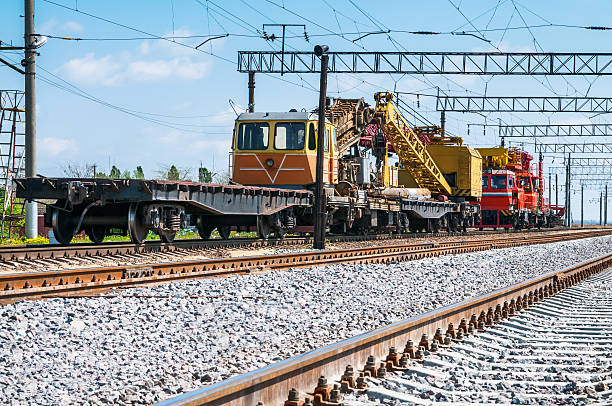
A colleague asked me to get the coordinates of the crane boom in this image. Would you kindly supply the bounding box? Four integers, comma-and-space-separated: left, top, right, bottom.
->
374, 92, 452, 195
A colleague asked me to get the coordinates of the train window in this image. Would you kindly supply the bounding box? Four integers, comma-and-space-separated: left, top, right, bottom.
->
324, 127, 330, 153
308, 123, 316, 150
332, 127, 338, 152
524, 178, 532, 192
490, 175, 508, 189
482, 176, 489, 189
274, 122, 306, 150
509, 177, 515, 188
237, 122, 269, 150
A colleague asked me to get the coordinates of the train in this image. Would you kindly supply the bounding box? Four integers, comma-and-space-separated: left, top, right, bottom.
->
15, 92, 561, 244
477, 147, 563, 229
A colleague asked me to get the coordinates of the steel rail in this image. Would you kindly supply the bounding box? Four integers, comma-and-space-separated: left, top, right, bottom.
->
156, 245, 612, 406
0, 229, 609, 304
0, 226, 586, 263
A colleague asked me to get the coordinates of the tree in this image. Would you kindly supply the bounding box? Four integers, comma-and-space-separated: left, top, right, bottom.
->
133, 166, 145, 179
156, 165, 192, 181
109, 165, 121, 179
62, 162, 95, 178
167, 165, 180, 181
199, 167, 213, 183
121, 170, 132, 179
214, 170, 230, 184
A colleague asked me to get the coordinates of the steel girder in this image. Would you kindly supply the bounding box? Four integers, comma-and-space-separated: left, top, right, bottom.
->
436, 96, 612, 112
237, 51, 612, 75
499, 124, 612, 138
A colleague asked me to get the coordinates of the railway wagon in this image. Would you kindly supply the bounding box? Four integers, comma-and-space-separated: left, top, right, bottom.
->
15, 178, 312, 244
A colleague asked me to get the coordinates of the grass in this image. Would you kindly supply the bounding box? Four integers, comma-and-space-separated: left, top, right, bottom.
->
0, 229, 259, 246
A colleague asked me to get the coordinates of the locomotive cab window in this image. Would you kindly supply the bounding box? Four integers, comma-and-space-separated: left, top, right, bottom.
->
308, 122, 316, 150
482, 176, 489, 190
237, 122, 269, 150
490, 175, 508, 189
274, 122, 306, 150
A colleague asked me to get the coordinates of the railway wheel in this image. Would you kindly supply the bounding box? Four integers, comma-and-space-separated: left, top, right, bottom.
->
51, 205, 75, 245
128, 203, 149, 244
257, 216, 271, 240
85, 226, 106, 244
217, 225, 231, 240
196, 216, 214, 239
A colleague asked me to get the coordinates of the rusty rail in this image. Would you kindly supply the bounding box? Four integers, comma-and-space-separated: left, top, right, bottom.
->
0, 226, 587, 263
0, 229, 609, 304
156, 247, 612, 406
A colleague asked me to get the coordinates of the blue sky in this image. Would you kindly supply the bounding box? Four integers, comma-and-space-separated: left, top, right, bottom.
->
2, 0, 612, 220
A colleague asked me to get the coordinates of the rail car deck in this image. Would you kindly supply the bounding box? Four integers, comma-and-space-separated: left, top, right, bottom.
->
15, 177, 313, 216
15, 177, 313, 244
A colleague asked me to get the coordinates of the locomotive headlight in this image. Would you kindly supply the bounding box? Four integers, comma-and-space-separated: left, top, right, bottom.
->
265, 158, 274, 168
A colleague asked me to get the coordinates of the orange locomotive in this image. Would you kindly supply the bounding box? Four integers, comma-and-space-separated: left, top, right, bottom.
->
477, 147, 560, 229
231, 111, 339, 187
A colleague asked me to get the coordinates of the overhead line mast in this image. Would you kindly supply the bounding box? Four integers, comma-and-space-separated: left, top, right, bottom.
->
24, 0, 37, 239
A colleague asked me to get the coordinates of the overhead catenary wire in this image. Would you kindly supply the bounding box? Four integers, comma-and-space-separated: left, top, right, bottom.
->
40, 0, 319, 93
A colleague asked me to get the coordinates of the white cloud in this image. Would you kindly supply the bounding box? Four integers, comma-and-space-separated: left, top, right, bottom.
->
40, 137, 78, 156
207, 107, 241, 124
127, 57, 208, 81
38, 18, 57, 34
61, 52, 209, 86
62, 21, 84, 33
38, 19, 84, 35
61, 53, 122, 86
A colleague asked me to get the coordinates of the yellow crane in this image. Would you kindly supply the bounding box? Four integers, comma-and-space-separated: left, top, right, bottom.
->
374, 92, 453, 195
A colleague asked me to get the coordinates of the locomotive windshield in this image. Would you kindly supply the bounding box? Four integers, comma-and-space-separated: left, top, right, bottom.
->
237, 122, 269, 150
274, 122, 306, 150
490, 175, 508, 189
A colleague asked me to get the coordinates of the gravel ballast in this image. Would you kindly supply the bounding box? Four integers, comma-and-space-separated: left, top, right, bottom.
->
1, 235, 611, 405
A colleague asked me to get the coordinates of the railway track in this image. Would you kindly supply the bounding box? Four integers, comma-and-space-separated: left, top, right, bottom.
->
350, 269, 612, 405
0, 226, 582, 264
0, 228, 610, 304
156, 248, 612, 406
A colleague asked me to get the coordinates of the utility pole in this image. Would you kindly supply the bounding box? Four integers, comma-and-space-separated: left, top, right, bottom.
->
24, 0, 38, 238
262, 24, 306, 76
548, 172, 551, 209
567, 153, 571, 227
555, 173, 558, 208
247, 71, 255, 112
600, 191, 603, 225
605, 184, 608, 226
313, 45, 329, 250
580, 184, 584, 228
564, 160, 569, 226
